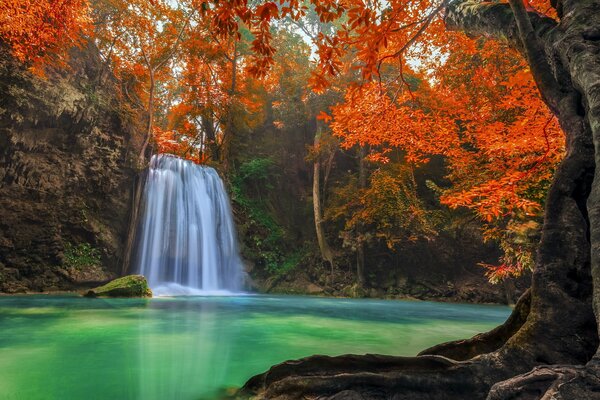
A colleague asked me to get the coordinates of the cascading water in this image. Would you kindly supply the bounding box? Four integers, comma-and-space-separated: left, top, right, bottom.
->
134, 154, 244, 296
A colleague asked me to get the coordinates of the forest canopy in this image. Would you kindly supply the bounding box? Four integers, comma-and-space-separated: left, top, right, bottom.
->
0, 0, 563, 282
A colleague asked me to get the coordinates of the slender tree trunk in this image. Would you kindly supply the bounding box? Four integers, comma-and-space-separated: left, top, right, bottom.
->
125, 66, 154, 275
125, 21, 188, 273
356, 145, 367, 288
202, 113, 219, 160
136, 17, 188, 164
138, 68, 155, 163
222, 42, 238, 169
121, 171, 145, 275
313, 127, 335, 274
230, 42, 237, 98
322, 149, 335, 202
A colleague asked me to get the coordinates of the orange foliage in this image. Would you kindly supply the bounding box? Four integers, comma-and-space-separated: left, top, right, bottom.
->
154, 127, 208, 164
326, 32, 562, 280
0, 0, 90, 65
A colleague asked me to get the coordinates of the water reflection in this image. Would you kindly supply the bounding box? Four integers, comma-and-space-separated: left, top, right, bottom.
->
137, 299, 239, 399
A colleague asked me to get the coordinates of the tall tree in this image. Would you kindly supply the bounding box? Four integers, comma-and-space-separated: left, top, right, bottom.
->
287, 12, 340, 274
93, 0, 189, 163
312, 120, 336, 274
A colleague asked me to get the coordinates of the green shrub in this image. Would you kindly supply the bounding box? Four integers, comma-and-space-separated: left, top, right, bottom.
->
231, 158, 289, 273
236, 157, 276, 185
64, 242, 101, 270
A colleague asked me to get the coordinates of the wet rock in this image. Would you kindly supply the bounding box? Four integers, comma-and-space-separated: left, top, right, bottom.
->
306, 283, 324, 294
85, 275, 152, 298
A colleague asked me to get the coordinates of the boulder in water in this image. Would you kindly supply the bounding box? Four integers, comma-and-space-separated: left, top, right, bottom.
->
85, 275, 152, 298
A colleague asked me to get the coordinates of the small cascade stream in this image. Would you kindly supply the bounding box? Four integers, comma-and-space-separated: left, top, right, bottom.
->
134, 154, 243, 295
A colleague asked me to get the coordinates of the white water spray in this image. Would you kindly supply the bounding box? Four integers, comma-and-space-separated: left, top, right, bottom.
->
135, 154, 243, 296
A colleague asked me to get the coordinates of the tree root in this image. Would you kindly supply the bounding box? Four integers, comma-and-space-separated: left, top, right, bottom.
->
419, 289, 531, 361
487, 363, 600, 400
237, 353, 520, 399
237, 354, 600, 400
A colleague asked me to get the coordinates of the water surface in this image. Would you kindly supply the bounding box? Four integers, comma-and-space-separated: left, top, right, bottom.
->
0, 295, 510, 400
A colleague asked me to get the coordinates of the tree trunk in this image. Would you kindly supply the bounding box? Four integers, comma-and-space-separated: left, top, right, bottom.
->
313, 127, 335, 273
138, 68, 154, 163
356, 145, 367, 288
202, 112, 220, 160
126, 67, 154, 275
222, 42, 238, 169
236, 1, 600, 399
447, 1, 600, 397
121, 170, 145, 275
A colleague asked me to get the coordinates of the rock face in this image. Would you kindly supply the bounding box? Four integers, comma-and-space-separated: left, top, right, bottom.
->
85, 275, 152, 298
252, 243, 525, 304
0, 44, 142, 293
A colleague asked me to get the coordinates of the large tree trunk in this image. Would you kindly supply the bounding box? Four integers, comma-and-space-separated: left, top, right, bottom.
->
447, 1, 600, 397
236, 1, 600, 399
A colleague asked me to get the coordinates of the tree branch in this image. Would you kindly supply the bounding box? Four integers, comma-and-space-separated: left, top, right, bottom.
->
444, 0, 562, 113
378, 0, 449, 66
154, 15, 191, 71
507, 0, 562, 113
444, 1, 557, 48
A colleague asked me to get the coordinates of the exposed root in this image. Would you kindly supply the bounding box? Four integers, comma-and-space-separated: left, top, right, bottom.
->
419, 289, 531, 361
237, 355, 600, 400
238, 353, 518, 399
487, 363, 600, 400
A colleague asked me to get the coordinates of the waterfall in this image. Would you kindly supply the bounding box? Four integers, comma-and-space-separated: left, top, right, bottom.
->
134, 154, 243, 296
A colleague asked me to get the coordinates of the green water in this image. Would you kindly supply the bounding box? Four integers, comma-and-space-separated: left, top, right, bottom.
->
0, 295, 510, 400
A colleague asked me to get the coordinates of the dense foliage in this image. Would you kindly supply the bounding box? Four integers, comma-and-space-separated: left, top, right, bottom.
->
0, 0, 562, 284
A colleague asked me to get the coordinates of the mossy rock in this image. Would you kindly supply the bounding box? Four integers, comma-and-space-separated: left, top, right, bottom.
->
84, 275, 152, 298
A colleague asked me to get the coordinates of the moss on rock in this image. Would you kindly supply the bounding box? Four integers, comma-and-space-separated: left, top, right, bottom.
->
85, 275, 152, 298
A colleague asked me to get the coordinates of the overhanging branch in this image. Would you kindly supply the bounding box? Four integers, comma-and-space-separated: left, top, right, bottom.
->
508, 0, 562, 112
444, 0, 563, 113
445, 0, 555, 44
